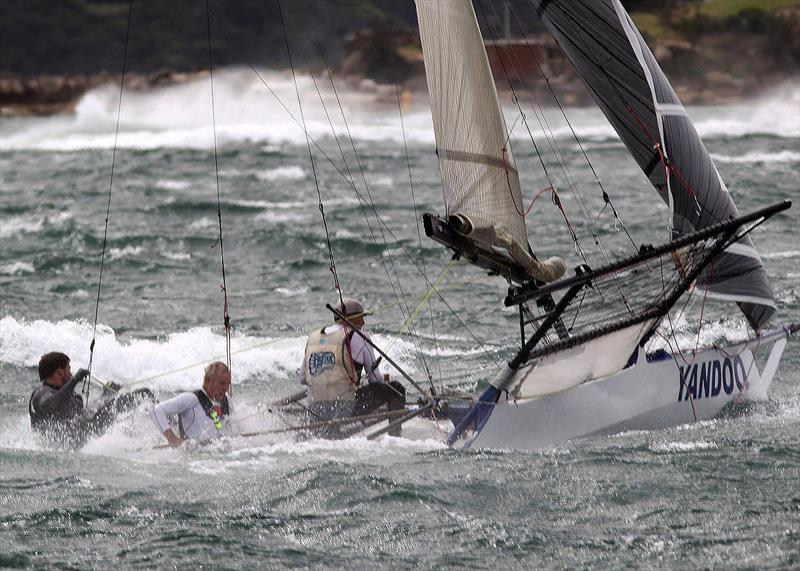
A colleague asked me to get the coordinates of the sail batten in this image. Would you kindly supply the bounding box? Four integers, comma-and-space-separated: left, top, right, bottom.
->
530, 0, 776, 329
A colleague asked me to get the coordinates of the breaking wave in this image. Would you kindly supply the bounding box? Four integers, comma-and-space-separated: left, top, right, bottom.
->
0, 316, 429, 395
1, 70, 797, 152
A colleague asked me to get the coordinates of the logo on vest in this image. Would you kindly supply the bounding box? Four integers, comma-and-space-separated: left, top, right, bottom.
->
677, 355, 746, 402
309, 351, 336, 376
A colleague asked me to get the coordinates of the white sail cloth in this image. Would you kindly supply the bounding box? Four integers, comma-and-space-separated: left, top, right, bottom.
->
506, 320, 656, 398
416, 0, 529, 256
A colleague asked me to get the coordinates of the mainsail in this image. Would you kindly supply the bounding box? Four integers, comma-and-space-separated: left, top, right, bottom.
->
529, 0, 775, 329
416, 0, 529, 254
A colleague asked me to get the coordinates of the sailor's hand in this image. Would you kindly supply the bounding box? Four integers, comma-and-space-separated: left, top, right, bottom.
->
164, 429, 184, 448
73, 368, 90, 382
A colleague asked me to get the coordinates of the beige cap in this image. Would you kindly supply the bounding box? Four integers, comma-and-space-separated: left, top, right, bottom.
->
336, 298, 372, 320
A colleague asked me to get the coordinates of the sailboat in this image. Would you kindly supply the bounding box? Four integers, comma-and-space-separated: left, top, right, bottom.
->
410, 0, 794, 450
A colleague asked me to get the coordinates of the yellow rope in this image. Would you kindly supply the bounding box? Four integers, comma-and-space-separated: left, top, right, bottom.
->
396, 258, 456, 336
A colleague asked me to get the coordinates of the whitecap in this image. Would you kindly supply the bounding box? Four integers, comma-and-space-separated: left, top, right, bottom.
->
0, 211, 72, 239
254, 210, 310, 223
711, 150, 800, 164
651, 441, 717, 452
762, 250, 800, 260
162, 251, 191, 261
189, 216, 215, 230
108, 245, 144, 260
255, 165, 306, 181
0, 261, 34, 275
154, 179, 191, 190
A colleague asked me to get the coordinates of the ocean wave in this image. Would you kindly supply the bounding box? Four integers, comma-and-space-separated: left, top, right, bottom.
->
108, 245, 144, 260
255, 165, 306, 181
0, 316, 303, 393
0, 211, 72, 239
154, 179, 191, 191
0, 317, 436, 395
710, 150, 800, 164
0, 261, 35, 275
2, 70, 796, 152
762, 250, 800, 260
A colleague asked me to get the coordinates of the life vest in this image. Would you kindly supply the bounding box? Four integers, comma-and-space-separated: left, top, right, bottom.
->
178, 390, 229, 438
304, 326, 356, 402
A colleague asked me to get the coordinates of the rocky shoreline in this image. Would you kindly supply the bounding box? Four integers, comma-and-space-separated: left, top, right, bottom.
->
0, 70, 207, 117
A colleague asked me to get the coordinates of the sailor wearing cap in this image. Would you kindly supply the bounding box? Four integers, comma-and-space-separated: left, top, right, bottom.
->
300, 298, 406, 434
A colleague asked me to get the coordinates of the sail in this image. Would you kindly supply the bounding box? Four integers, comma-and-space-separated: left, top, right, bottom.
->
416, 0, 528, 252
530, 0, 775, 329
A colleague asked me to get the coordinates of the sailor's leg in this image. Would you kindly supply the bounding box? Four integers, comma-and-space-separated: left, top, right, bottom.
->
353, 382, 406, 436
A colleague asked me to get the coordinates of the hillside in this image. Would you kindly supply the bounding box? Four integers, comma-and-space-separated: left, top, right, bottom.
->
1, 0, 798, 115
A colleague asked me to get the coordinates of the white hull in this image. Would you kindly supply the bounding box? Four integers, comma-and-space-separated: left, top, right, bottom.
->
453, 326, 790, 451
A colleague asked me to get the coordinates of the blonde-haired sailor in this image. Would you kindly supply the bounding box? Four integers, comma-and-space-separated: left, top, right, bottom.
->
152, 361, 233, 447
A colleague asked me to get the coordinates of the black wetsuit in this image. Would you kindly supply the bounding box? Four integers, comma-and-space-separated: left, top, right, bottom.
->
29, 370, 154, 448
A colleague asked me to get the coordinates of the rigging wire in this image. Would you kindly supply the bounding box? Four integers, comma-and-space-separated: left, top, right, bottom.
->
85, 0, 134, 400
303, 25, 438, 389
474, 0, 588, 264
514, 0, 638, 253
276, 0, 343, 309
395, 82, 445, 391
242, 65, 500, 368
192, 3, 499, 375
493, 1, 641, 316
491, 0, 616, 264
205, 0, 232, 375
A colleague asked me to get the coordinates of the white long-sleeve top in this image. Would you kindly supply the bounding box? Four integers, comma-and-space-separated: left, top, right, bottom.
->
151, 390, 233, 441
299, 324, 383, 386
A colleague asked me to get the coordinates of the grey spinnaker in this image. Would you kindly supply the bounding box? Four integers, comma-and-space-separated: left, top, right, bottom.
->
529, 0, 775, 329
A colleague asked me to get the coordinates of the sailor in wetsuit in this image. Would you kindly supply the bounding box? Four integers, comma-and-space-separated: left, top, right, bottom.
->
29, 351, 154, 448
299, 298, 406, 436
151, 361, 233, 447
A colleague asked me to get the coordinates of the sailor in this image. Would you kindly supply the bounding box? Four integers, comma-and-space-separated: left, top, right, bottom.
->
299, 298, 406, 435
29, 351, 155, 448
151, 361, 233, 447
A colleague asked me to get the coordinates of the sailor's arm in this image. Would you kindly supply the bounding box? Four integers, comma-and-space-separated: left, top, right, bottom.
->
33, 368, 89, 416
350, 333, 384, 384
151, 392, 197, 447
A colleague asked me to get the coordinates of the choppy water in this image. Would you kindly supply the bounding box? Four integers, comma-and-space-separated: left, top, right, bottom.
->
1, 71, 799, 568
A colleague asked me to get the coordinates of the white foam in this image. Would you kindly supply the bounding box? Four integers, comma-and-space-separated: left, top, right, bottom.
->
0, 211, 72, 239
108, 245, 144, 260
762, 250, 800, 260
647, 314, 752, 353
0, 316, 434, 396
274, 286, 307, 297
189, 216, 215, 230
154, 179, 191, 190
161, 251, 191, 261
253, 210, 311, 224
711, 150, 800, 164
255, 165, 306, 181
0, 261, 34, 275
651, 440, 718, 452
0, 315, 304, 394
3, 69, 795, 152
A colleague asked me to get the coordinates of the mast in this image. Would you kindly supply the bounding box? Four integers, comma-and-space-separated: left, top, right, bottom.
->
529, 0, 776, 329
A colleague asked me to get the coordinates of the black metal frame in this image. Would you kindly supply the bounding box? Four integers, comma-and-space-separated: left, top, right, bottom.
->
425, 200, 791, 371
505, 201, 790, 307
